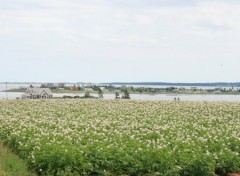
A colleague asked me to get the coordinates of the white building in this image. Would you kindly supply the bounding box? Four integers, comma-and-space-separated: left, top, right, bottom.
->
21, 88, 53, 99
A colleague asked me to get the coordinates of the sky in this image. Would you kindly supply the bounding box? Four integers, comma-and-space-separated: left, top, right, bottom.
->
0, 0, 240, 83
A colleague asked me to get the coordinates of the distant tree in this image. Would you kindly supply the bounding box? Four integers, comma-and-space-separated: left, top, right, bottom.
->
136, 87, 143, 93
129, 86, 134, 92
122, 90, 130, 99
207, 89, 214, 93
98, 89, 103, 98
40, 84, 48, 88
166, 87, 176, 92
120, 85, 127, 92
50, 86, 57, 90
93, 85, 100, 91
179, 87, 186, 91
64, 87, 71, 90
115, 92, 120, 99
149, 89, 156, 94
30, 85, 34, 88
78, 86, 83, 91
84, 92, 91, 98
107, 85, 114, 92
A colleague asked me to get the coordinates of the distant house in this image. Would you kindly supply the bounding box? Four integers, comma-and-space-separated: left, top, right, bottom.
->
21, 88, 53, 99
47, 83, 57, 87
84, 87, 93, 91
99, 86, 106, 91
71, 85, 78, 91
58, 83, 65, 88
83, 86, 93, 91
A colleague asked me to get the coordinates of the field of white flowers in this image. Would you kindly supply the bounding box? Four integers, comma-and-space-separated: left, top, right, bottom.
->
0, 99, 240, 176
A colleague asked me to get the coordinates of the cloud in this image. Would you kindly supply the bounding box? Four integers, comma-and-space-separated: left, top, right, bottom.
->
1, 0, 240, 55
1, 0, 240, 39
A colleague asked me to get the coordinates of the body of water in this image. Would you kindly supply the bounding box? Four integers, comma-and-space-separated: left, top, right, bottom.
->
1, 92, 240, 102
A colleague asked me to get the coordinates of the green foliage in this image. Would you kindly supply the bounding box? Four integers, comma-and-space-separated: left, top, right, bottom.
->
215, 150, 240, 176
84, 92, 91, 98
122, 90, 130, 99
98, 89, 103, 98
115, 92, 120, 99
177, 153, 216, 176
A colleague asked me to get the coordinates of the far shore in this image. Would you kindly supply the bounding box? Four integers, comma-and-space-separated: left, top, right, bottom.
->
4, 89, 240, 95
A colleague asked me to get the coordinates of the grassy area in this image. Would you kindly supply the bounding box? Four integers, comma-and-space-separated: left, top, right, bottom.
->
0, 144, 35, 176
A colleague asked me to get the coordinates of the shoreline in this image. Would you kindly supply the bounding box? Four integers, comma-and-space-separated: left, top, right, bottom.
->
3, 89, 240, 95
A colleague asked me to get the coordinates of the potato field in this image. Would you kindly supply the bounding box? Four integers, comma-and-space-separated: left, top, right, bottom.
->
0, 100, 240, 176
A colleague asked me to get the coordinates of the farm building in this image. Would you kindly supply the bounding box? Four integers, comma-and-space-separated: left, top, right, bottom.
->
21, 88, 53, 99
71, 85, 78, 91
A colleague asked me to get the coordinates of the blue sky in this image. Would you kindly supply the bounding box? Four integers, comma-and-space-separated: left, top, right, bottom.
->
0, 0, 239, 83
